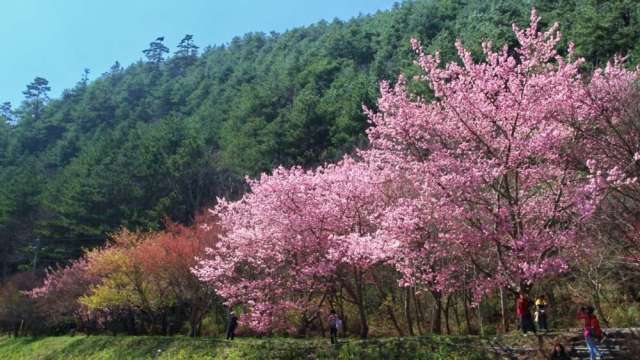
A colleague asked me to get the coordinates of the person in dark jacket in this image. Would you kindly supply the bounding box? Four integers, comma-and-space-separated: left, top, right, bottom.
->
226, 311, 238, 340
328, 309, 339, 344
549, 343, 570, 360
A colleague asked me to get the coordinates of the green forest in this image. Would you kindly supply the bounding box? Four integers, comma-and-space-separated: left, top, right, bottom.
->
2, 0, 638, 279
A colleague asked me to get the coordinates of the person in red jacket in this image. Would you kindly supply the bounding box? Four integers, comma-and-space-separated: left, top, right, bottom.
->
516, 292, 536, 334
578, 306, 602, 360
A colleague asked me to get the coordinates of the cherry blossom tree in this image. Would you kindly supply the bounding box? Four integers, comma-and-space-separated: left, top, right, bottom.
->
194, 166, 337, 335
27, 259, 98, 332
194, 158, 401, 338
365, 9, 638, 297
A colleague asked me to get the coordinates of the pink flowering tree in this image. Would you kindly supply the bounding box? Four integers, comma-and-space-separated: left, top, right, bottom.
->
194, 166, 336, 335
194, 158, 400, 338
27, 259, 99, 332
365, 9, 638, 297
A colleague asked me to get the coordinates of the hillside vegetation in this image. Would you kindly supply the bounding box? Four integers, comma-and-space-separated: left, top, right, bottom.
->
1, 0, 639, 274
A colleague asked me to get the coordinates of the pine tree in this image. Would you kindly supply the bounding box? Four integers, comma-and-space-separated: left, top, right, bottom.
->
110, 61, 122, 73
143, 36, 169, 64
80, 68, 90, 86
21, 77, 50, 121
175, 34, 199, 58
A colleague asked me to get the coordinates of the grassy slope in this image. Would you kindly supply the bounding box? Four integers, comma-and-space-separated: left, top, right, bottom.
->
0, 335, 488, 360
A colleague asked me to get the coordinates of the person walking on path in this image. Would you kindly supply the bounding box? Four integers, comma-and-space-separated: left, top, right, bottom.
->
226, 311, 238, 340
328, 309, 339, 344
578, 306, 603, 360
517, 292, 536, 334
535, 294, 549, 331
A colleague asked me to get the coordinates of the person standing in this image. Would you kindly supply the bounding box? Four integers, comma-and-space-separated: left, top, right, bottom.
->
535, 295, 549, 331
226, 311, 238, 340
578, 306, 603, 360
328, 309, 339, 344
517, 292, 536, 334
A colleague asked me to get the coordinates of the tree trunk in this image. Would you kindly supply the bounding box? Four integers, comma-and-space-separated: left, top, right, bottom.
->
444, 294, 452, 334
500, 287, 509, 333
318, 315, 326, 337
413, 290, 425, 335
357, 302, 369, 339
431, 292, 442, 334
372, 273, 403, 336
592, 293, 610, 327
477, 299, 485, 337
337, 288, 348, 335
354, 270, 369, 339
385, 302, 403, 336
463, 291, 472, 334
404, 288, 415, 336
189, 306, 206, 337
453, 294, 461, 334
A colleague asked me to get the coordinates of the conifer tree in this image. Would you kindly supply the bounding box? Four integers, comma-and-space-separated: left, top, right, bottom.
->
175, 34, 199, 58
143, 36, 169, 64
21, 77, 50, 121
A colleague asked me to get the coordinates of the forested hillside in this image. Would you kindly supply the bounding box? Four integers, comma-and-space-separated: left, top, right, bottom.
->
1, 0, 639, 278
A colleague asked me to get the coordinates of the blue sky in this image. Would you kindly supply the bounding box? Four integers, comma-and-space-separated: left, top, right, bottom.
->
1, 0, 396, 107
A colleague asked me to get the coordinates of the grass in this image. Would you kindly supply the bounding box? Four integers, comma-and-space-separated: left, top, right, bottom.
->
0, 335, 489, 359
